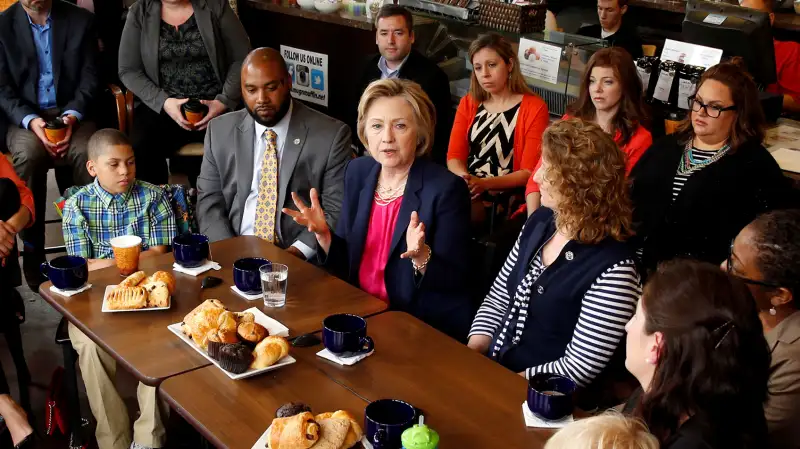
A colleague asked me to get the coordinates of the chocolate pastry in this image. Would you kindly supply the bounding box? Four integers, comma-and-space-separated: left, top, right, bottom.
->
216, 343, 253, 374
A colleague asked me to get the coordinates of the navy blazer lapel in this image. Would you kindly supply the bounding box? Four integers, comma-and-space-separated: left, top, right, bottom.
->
50, 2, 67, 92
349, 162, 381, 276
511, 210, 555, 291
389, 161, 423, 258
15, 5, 39, 85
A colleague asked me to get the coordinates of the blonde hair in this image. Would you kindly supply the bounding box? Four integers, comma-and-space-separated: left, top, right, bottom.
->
545, 414, 659, 449
356, 78, 435, 157
468, 33, 533, 102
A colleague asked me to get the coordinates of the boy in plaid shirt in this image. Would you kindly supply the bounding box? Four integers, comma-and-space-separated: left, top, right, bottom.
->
61, 128, 175, 449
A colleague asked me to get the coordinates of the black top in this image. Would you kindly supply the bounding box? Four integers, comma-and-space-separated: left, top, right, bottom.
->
355, 49, 453, 165
578, 20, 644, 59
468, 103, 520, 178
629, 135, 797, 276
158, 15, 221, 100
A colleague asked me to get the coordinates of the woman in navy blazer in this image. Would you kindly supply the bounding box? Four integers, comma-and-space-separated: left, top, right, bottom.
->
284, 79, 472, 340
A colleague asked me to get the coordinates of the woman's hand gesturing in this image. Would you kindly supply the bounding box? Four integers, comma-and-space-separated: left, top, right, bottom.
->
282, 188, 332, 254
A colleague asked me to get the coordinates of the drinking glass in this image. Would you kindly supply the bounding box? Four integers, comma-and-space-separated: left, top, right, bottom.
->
260, 263, 288, 307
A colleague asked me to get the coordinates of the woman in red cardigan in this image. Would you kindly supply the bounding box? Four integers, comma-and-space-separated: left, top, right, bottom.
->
525, 47, 652, 215
447, 33, 549, 226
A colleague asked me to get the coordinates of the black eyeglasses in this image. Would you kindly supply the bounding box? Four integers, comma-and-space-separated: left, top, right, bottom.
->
726, 239, 783, 289
688, 96, 737, 119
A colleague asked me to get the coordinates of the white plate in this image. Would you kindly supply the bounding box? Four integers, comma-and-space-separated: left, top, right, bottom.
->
101, 285, 171, 313
252, 425, 370, 449
167, 307, 294, 380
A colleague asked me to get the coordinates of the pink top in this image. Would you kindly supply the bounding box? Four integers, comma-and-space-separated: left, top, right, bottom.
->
358, 195, 404, 303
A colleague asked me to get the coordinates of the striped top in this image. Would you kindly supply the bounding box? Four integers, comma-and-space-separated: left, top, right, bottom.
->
470, 235, 641, 387
672, 148, 716, 200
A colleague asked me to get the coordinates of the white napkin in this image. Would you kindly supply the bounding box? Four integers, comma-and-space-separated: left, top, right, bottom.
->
49, 284, 92, 297
316, 348, 374, 366
172, 260, 221, 276
521, 401, 573, 428
230, 285, 262, 301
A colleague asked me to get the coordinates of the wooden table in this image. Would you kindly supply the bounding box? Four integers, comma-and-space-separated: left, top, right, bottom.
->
159, 359, 370, 449
39, 236, 387, 385
295, 312, 554, 449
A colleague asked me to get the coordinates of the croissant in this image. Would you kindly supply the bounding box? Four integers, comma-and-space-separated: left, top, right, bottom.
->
311, 418, 350, 449
183, 299, 228, 348
117, 271, 146, 289
314, 411, 362, 448
251, 336, 289, 369
138, 271, 176, 294
107, 286, 148, 310
268, 412, 319, 449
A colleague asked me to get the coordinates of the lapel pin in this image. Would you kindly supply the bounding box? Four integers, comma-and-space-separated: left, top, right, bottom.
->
293, 138, 301, 145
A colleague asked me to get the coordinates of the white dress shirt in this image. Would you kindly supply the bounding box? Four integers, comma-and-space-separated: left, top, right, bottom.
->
239, 103, 316, 259
377, 53, 410, 80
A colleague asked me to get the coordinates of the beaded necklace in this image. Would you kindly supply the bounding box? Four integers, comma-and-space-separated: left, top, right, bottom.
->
677, 139, 731, 175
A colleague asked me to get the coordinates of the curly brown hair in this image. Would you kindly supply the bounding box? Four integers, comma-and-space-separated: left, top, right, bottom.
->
540, 118, 632, 243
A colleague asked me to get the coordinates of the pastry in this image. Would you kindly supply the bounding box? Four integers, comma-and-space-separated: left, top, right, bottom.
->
311, 418, 350, 449
237, 322, 268, 345
142, 281, 170, 308
106, 286, 148, 310
276, 403, 312, 419
139, 271, 176, 294
117, 271, 146, 289
268, 411, 319, 449
206, 332, 225, 360
216, 343, 253, 374
235, 311, 255, 323
251, 336, 289, 369
314, 411, 362, 448
217, 311, 239, 334
182, 299, 228, 348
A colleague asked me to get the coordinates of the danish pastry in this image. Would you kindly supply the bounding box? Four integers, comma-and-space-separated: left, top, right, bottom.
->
106, 286, 148, 310
117, 271, 147, 289
251, 336, 289, 369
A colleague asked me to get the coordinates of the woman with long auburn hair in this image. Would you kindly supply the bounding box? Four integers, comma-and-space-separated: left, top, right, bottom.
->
526, 47, 652, 215
629, 59, 796, 276
468, 119, 641, 393
447, 33, 549, 226
623, 260, 770, 448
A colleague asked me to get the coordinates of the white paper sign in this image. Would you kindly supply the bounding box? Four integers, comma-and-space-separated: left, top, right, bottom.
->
637, 66, 652, 93
660, 39, 723, 69
653, 70, 675, 103
280, 45, 329, 107
677, 78, 697, 110
703, 13, 727, 25
517, 38, 562, 85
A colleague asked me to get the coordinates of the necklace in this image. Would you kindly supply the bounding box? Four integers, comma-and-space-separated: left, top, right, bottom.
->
374, 179, 406, 206
677, 140, 730, 175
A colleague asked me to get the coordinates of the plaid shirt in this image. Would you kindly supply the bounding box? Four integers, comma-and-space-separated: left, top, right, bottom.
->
62, 179, 176, 259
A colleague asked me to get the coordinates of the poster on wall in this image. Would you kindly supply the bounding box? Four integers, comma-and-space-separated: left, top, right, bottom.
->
660, 39, 722, 69
280, 45, 329, 107
517, 38, 561, 85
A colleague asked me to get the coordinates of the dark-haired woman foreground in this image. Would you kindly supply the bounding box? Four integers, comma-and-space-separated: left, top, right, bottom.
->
629, 60, 796, 276
725, 210, 800, 449
624, 260, 770, 449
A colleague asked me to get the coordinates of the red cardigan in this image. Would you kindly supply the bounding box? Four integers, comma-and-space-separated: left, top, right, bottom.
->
525, 115, 653, 195
447, 93, 549, 174
0, 155, 34, 225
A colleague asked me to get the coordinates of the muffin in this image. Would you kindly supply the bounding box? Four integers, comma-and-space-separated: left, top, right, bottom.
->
276, 402, 313, 418
216, 343, 253, 374
237, 322, 269, 347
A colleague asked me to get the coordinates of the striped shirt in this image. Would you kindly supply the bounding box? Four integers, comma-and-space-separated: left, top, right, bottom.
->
62, 179, 176, 259
470, 234, 641, 387
672, 148, 715, 200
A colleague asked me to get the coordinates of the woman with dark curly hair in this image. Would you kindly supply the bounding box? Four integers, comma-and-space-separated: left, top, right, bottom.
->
468, 118, 641, 389
624, 260, 770, 448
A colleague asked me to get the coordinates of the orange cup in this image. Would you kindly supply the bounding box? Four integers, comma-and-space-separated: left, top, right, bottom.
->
110, 235, 142, 276
184, 110, 205, 124
44, 125, 67, 143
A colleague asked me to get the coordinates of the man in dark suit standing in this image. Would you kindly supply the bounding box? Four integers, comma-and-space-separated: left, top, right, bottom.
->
355, 5, 452, 165
197, 48, 350, 261
578, 0, 643, 59
0, 0, 98, 289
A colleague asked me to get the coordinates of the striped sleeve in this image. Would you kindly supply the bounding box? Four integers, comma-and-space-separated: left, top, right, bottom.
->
526, 260, 641, 387
468, 231, 523, 338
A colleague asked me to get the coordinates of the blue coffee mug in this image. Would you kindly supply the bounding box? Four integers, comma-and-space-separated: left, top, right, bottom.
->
322, 314, 374, 355
233, 257, 270, 294
40, 256, 88, 291
526, 373, 577, 421
365, 399, 417, 449
172, 233, 210, 268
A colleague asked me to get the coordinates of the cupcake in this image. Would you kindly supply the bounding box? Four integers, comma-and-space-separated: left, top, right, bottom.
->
206, 331, 224, 360
217, 343, 253, 374
237, 322, 269, 348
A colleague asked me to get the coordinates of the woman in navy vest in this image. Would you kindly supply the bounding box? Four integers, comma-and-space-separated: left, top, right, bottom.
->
468, 118, 641, 388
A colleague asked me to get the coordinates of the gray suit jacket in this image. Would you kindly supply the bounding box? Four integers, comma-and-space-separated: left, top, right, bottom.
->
118, 0, 250, 112
197, 101, 352, 251
765, 311, 800, 449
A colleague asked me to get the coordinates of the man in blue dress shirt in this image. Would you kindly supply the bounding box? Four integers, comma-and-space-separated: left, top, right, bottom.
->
0, 0, 98, 289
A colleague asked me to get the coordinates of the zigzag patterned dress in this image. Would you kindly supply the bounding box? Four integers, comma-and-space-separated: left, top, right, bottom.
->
467, 103, 521, 179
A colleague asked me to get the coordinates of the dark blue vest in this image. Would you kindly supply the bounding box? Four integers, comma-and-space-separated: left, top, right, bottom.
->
493, 208, 635, 375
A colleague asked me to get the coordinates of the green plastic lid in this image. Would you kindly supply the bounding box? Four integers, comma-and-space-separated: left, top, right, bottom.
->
401, 424, 439, 449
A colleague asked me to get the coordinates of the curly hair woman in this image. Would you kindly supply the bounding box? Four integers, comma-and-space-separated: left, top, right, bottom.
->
468, 118, 641, 392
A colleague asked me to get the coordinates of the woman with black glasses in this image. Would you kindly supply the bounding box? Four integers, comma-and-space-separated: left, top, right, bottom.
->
723, 209, 800, 449
629, 59, 796, 276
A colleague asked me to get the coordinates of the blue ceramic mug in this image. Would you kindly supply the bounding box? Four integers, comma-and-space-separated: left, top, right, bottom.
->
526, 373, 577, 421
172, 233, 210, 268
40, 256, 88, 291
322, 314, 374, 355
365, 399, 417, 449
233, 257, 271, 294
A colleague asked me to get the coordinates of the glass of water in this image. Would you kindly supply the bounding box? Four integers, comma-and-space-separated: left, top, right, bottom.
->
260, 263, 288, 307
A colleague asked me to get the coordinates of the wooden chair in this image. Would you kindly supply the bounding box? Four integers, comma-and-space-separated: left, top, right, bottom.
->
642, 45, 657, 57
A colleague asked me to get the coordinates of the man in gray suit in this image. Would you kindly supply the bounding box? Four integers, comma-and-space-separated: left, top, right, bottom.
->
197, 48, 351, 260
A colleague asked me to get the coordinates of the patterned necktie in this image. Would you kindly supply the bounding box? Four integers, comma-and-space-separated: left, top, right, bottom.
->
253, 130, 279, 242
